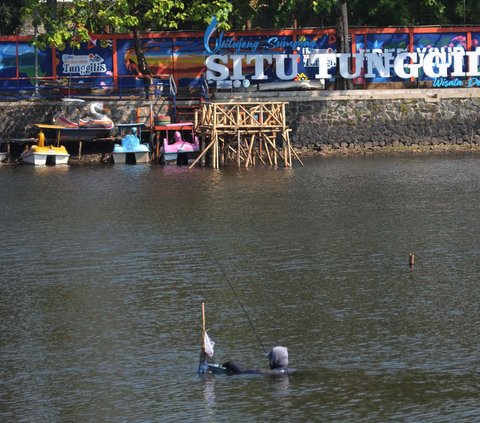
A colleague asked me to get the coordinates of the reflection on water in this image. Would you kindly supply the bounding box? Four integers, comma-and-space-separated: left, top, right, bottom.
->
201, 376, 217, 421
1, 154, 480, 421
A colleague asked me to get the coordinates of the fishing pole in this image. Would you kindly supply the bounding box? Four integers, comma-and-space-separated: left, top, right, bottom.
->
201, 237, 268, 355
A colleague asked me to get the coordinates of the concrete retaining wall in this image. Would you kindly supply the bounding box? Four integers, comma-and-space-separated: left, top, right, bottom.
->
1, 88, 480, 157
0, 98, 170, 143
215, 88, 480, 154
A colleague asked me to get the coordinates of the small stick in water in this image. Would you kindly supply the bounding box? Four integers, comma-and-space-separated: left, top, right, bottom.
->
409, 253, 415, 267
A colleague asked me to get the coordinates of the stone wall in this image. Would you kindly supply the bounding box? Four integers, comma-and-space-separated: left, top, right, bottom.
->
216, 88, 480, 154
287, 96, 480, 154
1, 89, 480, 156
0, 99, 171, 143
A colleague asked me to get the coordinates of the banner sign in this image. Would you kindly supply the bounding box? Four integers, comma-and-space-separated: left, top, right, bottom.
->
1, 27, 480, 93
56, 38, 113, 89
204, 19, 480, 87
204, 17, 337, 85
204, 19, 480, 85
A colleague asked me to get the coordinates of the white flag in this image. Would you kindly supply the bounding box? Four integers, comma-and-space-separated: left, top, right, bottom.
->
204, 331, 215, 358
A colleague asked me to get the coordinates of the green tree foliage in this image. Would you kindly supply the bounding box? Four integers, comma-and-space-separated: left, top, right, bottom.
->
14, 0, 479, 92
228, 0, 478, 28
22, 0, 232, 47
17, 0, 478, 40
21, 0, 232, 81
0, 1, 26, 35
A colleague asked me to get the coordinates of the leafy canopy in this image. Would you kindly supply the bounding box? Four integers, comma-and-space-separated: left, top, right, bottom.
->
22, 0, 233, 48
0, 0, 27, 35
16, 0, 480, 42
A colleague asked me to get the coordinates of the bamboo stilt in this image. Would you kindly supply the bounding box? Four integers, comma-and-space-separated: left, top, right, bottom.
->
284, 131, 292, 167
229, 144, 246, 161
264, 137, 273, 166
213, 136, 217, 169
201, 130, 206, 167
263, 135, 286, 163
189, 133, 217, 169
237, 131, 241, 168
251, 134, 256, 167
245, 134, 255, 167
201, 302, 206, 352
273, 134, 278, 166
291, 143, 304, 166
215, 133, 220, 169
255, 149, 267, 165
239, 142, 248, 160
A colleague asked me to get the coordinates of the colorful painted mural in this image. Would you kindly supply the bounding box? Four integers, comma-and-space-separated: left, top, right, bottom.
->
0, 40, 50, 90
0, 26, 480, 97
354, 32, 409, 83
413, 32, 466, 85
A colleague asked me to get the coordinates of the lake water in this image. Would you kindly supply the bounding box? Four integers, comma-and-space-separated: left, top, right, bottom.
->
1, 154, 479, 422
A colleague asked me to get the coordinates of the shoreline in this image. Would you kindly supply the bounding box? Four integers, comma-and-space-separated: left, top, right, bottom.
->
4, 144, 479, 166
1, 89, 479, 162
297, 143, 480, 158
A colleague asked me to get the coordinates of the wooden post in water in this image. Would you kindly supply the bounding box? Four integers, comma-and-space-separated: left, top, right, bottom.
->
264, 134, 273, 165
200, 130, 206, 167
223, 136, 228, 165
282, 103, 288, 167
201, 302, 206, 352
237, 131, 241, 168
273, 134, 278, 166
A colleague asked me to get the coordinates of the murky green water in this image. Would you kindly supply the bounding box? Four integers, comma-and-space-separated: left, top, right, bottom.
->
1, 154, 479, 422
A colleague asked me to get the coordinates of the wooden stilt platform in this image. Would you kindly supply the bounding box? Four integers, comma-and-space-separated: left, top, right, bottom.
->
189, 101, 302, 169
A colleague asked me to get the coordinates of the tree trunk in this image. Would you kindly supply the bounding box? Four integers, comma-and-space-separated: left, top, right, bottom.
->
335, 0, 353, 90
133, 27, 152, 99
44, 0, 57, 32
47, 0, 57, 19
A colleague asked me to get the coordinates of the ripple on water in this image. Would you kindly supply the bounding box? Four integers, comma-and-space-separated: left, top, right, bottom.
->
1, 156, 480, 421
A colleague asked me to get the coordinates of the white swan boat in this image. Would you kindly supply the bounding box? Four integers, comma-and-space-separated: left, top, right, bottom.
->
45, 99, 114, 141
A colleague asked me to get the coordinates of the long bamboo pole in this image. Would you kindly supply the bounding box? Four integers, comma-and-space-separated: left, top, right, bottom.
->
285, 129, 304, 166
200, 130, 206, 167
264, 135, 285, 162
228, 144, 245, 160
281, 103, 288, 167
188, 134, 216, 169
286, 130, 292, 167
264, 136, 273, 166
202, 302, 206, 352
223, 137, 228, 165
285, 131, 292, 168
237, 131, 241, 168
239, 141, 248, 162
255, 149, 266, 165
245, 134, 255, 167
214, 134, 219, 169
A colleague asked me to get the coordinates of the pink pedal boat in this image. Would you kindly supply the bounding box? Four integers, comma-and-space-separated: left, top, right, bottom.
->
159, 122, 200, 163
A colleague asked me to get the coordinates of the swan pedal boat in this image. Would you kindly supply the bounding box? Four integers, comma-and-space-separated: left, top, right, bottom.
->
20, 124, 70, 165
160, 123, 200, 163
47, 101, 114, 141
19, 145, 69, 166
112, 123, 150, 164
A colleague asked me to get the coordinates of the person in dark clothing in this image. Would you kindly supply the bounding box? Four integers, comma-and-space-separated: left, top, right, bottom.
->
222, 346, 290, 375
267, 346, 289, 373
